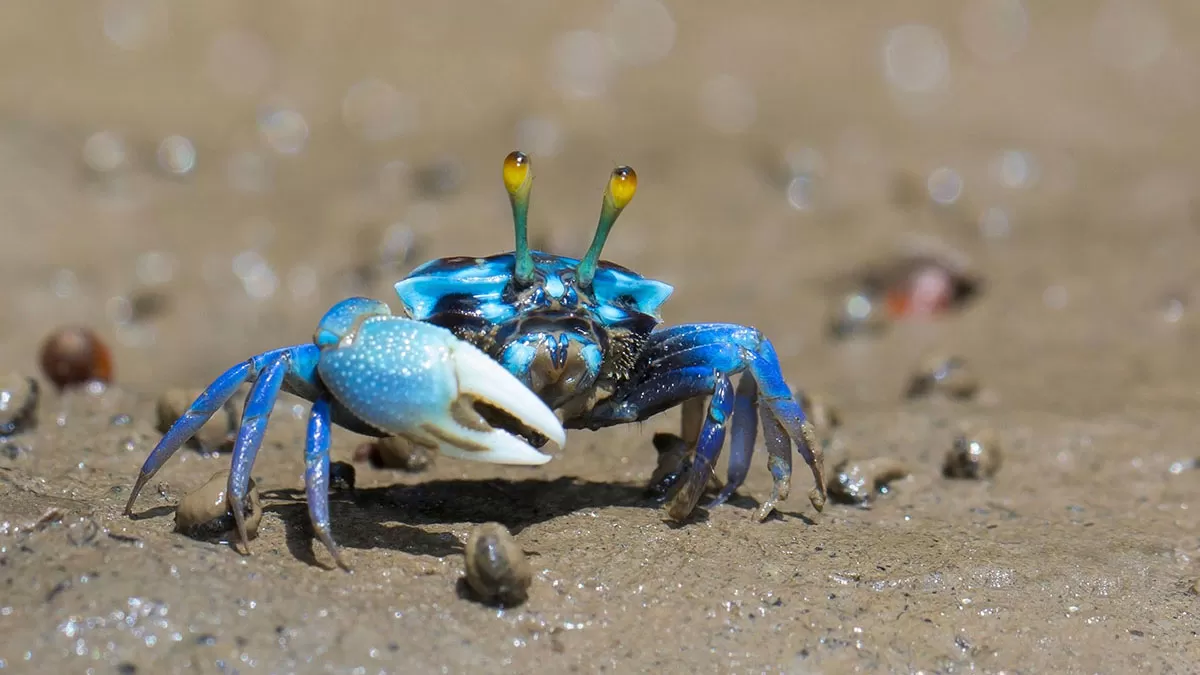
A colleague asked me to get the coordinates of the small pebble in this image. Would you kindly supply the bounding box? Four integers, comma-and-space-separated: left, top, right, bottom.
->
463, 522, 532, 607
647, 432, 692, 500
356, 436, 434, 472
174, 470, 262, 541
0, 373, 39, 436
943, 428, 1002, 480
38, 326, 114, 390
645, 432, 724, 502
906, 354, 979, 400
156, 388, 237, 453
330, 461, 356, 491
828, 457, 911, 506
1188, 579, 1199, 596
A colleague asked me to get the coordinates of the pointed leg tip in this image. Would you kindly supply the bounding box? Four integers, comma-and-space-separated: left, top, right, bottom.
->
754, 501, 777, 522
808, 487, 826, 513
314, 529, 351, 572
230, 500, 254, 556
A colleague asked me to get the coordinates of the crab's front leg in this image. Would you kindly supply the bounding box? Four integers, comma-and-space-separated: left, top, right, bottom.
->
574, 323, 826, 522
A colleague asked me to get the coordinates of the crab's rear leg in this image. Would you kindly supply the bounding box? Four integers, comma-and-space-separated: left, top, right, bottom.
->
578, 322, 826, 521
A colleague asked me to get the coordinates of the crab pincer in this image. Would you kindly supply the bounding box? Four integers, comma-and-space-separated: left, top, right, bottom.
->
124, 300, 565, 571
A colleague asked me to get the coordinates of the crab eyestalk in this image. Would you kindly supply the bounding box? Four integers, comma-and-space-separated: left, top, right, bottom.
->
576, 165, 638, 289
503, 150, 536, 286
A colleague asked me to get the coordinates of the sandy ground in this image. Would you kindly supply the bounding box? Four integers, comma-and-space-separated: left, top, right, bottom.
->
2, 2, 1200, 673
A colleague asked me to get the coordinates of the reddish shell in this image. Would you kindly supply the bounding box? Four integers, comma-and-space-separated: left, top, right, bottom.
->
872, 257, 980, 320
884, 265, 955, 318
38, 326, 113, 390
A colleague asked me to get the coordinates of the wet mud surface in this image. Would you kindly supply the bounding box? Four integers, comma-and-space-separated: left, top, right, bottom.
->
2, 2, 1200, 673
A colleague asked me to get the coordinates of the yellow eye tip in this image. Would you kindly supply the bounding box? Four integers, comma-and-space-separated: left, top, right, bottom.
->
503, 150, 531, 196
607, 165, 637, 210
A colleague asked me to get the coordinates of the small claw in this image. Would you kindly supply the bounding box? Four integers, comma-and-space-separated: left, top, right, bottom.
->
317, 317, 565, 469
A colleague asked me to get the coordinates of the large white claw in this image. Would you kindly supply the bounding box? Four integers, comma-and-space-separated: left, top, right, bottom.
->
315, 316, 565, 468
438, 338, 566, 465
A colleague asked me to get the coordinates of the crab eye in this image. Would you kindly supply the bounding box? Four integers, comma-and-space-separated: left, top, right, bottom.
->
576, 163, 639, 289
503, 150, 536, 286
607, 166, 637, 210
503, 151, 531, 195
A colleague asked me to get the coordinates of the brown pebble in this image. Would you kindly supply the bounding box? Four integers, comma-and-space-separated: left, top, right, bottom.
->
906, 354, 978, 400
357, 436, 434, 472
156, 388, 236, 453
0, 373, 39, 436
828, 457, 911, 506
464, 522, 532, 607
174, 470, 262, 541
645, 432, 723, 502
647, 432, 692, 499
38, 326, 113, 391
943, 429, 1002, 480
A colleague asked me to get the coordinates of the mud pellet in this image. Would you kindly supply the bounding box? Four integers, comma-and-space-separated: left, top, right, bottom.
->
828, 457, 911, 506
175, 470, 262, 541
359, 436, 434, 472
943, 429, 1002, 480
906, 354, 978, 400
464, 522, 532, 607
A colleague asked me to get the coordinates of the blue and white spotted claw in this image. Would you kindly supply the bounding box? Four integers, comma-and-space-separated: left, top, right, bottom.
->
124, 297, 565, 571
315, 306, 565, 466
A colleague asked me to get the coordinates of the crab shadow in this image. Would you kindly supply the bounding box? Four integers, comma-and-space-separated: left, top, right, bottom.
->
259, 476, 778, 568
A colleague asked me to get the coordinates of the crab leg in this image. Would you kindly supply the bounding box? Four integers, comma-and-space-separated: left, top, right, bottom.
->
123, 345, 315, 516
662, 370, 734, 520
226, 351, 291, 552
572, 322, 826, 521
709, 373, 760, 508
303, 397, 343, 569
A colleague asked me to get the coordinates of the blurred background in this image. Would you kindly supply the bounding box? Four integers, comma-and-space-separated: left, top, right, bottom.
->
0, 0, 1195, 408
5, 4, 1200, 671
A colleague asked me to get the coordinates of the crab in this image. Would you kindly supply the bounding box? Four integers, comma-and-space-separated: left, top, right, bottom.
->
124, 150, 828, 570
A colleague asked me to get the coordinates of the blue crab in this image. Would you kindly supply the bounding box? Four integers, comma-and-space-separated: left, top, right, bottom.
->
124, 151, 828, 570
